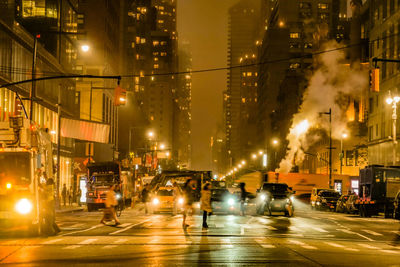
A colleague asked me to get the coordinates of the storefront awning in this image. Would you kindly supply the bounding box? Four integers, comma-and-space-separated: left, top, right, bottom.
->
61, 118, 110, 143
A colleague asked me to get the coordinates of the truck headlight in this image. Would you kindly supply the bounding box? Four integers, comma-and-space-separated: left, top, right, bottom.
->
153, 198, 159, 205
15, 198, 33, 215
290, 196, 294, 202
228, 198, 234, 205
260, 194, 266, 201
116, 193, 122, 200
178, 197, 184, 205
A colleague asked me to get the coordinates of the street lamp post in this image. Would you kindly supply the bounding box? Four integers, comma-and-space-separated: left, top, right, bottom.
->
386, 92, 400, 165
320, 109, 333, 188
340, 133, 348, 175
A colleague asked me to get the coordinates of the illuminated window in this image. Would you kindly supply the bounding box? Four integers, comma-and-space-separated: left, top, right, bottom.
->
242, 98, 246, 103
318, 3, 328, 10
161, 41, 167, 46
140, 38, 146, 44
160, 52, 167, 56
242, 72, 246, 77
154, 57, 159, 61
158, 20, 164, 24
135, 85, 139, 92
136, 37, 140, 44
290, 63, 301, 69
247, 72, 252, 76
290, 32, 300, 39
153, 41, 159, 46
154, 64, 159, 69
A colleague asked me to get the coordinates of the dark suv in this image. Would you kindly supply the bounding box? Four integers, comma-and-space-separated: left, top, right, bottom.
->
256, 183, 294, 217
315, 190, 341, 211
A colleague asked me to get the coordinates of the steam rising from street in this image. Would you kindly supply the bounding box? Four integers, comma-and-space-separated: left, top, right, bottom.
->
277, 42, 368, 173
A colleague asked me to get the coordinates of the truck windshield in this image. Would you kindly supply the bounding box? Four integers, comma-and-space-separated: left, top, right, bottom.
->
92, 175, 114, 184
319, 191, 341, 198
0, 152, 31, 185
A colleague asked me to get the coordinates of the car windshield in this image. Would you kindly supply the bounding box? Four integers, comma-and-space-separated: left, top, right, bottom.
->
212, 189, 229, 198
320, 191, 340, 198
0, 152, 31, 185
262, 183, 288, 193
158, 190, 173, 196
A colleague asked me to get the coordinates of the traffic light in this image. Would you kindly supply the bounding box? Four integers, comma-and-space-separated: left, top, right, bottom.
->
370, 68, 379, 92
114, 85, 127, 106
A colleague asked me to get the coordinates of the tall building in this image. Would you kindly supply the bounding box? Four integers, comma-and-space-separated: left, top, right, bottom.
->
257, 0, 347, 170
225, 0, 260, 167
74, 0, 121, 162
0, 0, 80, 192
120, 0, 178, 171
366, 0, 400, 166
174, 41, 192, 169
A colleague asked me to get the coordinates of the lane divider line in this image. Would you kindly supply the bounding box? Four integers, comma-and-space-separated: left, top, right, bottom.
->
109, 219, 151, 235
78, 239, 97, 245
60, 224, 104, 236
361, 229, 382, 236
42, 238, 63, 245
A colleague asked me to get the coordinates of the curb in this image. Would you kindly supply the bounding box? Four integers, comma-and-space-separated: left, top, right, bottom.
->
56, 207, 84, 213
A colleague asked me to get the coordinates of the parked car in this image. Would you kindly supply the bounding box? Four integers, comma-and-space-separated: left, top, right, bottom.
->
311, 188, 331, 209
394, 190, 400, 219
336, 194, 351, 213
315, 190, 341, 211
345, 194, 359, 214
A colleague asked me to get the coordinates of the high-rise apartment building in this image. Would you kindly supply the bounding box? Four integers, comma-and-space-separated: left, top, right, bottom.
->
121, 0, 178, 168
225, 0, 260, 167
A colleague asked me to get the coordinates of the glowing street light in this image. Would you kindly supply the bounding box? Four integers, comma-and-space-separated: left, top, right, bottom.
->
252, 154, 257, 159
241, 160, 246, 165
386, 91, 400, 165
258, 150, 263, 155
272, 139, 279, 146
160, 143, 165, 150
81, 44, 90, 52
234, 167, 237, 172
238, 164, 242, 168
340, 132, 348, 175
148, 131, 154, 138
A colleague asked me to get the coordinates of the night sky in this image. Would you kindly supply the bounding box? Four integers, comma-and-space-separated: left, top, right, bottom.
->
178, 0, 237, 170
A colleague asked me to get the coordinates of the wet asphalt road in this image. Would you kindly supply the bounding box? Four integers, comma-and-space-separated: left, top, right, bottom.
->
1, 201, 400, 266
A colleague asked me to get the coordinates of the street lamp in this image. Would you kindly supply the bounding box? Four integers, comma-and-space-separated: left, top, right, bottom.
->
386, 91, 400, 165
251, 154, 257, 159
81, 44, 90, 52
340, 133, 348, 175
272, 138, 279, 169
258, 150, 263, 155
241, 160, 246, 165
160, 143, 165, 150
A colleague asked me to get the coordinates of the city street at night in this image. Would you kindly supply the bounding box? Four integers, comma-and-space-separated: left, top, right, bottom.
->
1, 203, 399, 266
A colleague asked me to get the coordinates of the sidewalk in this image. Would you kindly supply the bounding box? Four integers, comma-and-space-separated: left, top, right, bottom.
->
56, 203, 84, 214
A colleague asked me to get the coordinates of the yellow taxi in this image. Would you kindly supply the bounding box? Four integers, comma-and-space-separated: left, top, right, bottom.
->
152, 187, 184, 214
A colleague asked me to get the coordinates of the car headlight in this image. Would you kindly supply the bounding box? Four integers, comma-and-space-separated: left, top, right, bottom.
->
228, 198, 234, 205
15, 198, 33, 215
178, 197, 184, 205
316, 201, 320, 205
195, 203, 200, 208
260, 194, 266, 201
153, 198, 159, 205
322, 199, 327, 203
116, 193, 122, 200
290, 196, 294, 202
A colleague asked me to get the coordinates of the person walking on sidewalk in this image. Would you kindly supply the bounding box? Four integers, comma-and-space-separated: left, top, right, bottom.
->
200, 183, 212, 229
100, 184, 121, 226
182, 179, 196, 228
76, 188, 82, 207
62, 184, 67, 207
68, 186, 73, 206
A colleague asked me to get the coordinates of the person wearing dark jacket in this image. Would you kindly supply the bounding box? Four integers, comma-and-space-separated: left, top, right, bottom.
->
200, 183, 212, 229
141, 185, 151, 214
239, 182, 247, 216
182, 179, 196, 228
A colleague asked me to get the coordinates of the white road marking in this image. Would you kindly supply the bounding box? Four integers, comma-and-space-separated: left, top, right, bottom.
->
109, 220, 151, 235
215, 224, 224, 228
391, 231, 400, 235
221, 238, 233, 248
114, 238, 128, 244
312, 227, 328, 233
119, 223, 131, 228
289, 240, 305, 245
345, 248, 359, 252
358, 243, 378, 249
337, 228, 374, 241
255, 239, 275, 248
42, 238, 63, 244
289, 226, 300, 231
70, 223, 84, 228
240, 226, 245, 235
381, 250, 400, 254
261, 244, 276, 248
102, 245, 118, 249
302, 245, 317, 250
361, 229, 382, 236
60, 224, 104, 236
78, 238, 97, 245
63, 245, 81, 250
266, 226, 278, 230
325, 242, 344, 248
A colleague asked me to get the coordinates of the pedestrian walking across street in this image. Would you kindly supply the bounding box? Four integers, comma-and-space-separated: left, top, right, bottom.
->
200, 183, 212, 229
76, 188, 82, 207
62, 184, 67, 207
182, 179, 196, 228
100, 184, 121, 226
141, 184, 151, 214
239, 182, 247, 216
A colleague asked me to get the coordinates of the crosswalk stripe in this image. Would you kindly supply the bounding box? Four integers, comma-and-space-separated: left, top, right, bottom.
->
345, 248, 359, 252
60, 224, 104, 236
109, 220, 150, 235
312, 227, 328, 233
78, 239, 97, 245
381, 250, 400, 254
42, 238, 63, 244
325, 242, 344, 248
215, 224, 224, 228
289, 240, 305, 245
63, 245, 81, 249
302, 245, 317, 250
266, 226, 278, 230
102, 245, 118, 249
114, 238, 128, 244
361, 230, 382, 236
358, 243, 378, 249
